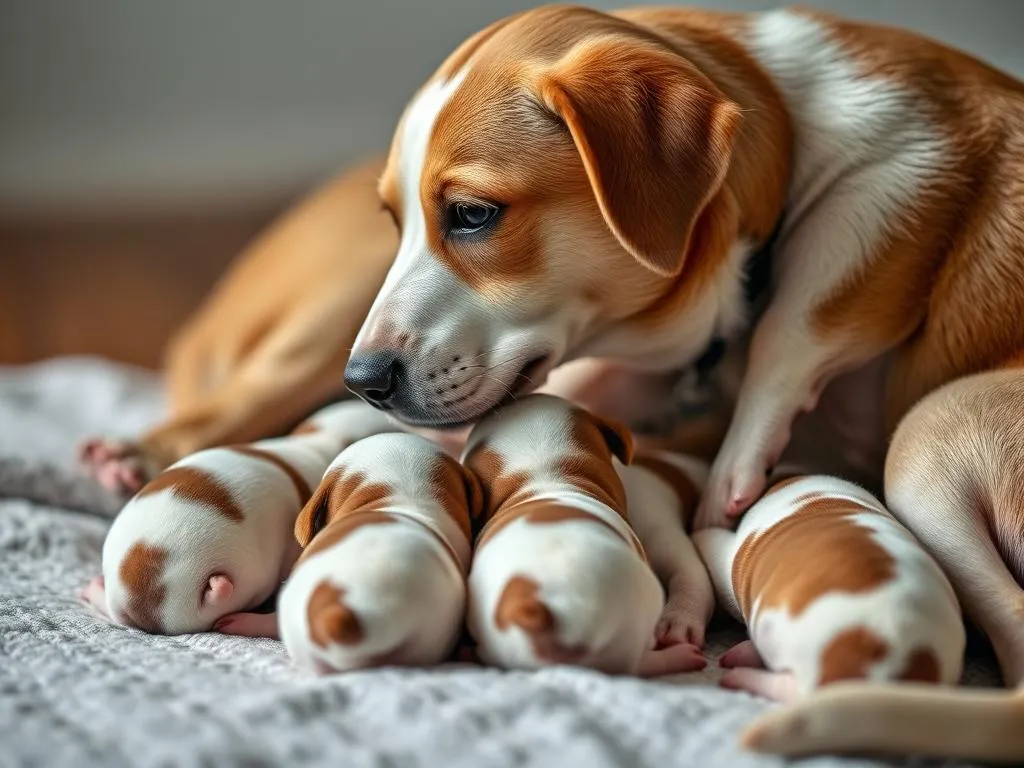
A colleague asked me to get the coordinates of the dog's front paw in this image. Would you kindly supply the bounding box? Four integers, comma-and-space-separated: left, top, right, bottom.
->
638, 642, 707, 678
79, 438, 161, 495
694, 452, 770, 529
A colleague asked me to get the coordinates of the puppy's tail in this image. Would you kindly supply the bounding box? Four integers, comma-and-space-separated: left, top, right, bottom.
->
742, 682, 1024, 764
495, 577, 585, 664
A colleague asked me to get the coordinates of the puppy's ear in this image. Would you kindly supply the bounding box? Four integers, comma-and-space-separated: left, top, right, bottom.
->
589, 411, 635, 466
460, 464, 486, 526
536, 36, 740, 276
294, 476, 337, 548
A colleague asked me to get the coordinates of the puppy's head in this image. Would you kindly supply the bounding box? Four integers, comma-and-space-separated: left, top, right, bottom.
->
101, 460, 278, 635
346, 6, 741, 427
294, 432, 481, 552
463, 393, 634, 515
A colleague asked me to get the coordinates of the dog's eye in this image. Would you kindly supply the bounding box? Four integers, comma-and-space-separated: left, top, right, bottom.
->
448, 202, 499, 235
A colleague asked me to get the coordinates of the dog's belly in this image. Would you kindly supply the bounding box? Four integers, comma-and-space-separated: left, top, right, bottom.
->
781, 356, 889, 490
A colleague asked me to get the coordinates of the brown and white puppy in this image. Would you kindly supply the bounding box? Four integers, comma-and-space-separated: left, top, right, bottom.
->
279, 432, 477, 673
742, 366, 1024, 764
84, 400, 401, 635
693, 472, 965, 702
463, 394, 711, 675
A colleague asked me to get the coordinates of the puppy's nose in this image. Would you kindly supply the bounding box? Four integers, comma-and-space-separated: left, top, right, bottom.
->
344, 351, 402, 407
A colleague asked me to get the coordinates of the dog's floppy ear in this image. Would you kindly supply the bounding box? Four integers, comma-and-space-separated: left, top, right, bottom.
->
588, 411, 635, 466
537, 36, 741, 277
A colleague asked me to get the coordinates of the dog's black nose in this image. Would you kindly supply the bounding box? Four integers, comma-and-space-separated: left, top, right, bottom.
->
344, 352, 402, 407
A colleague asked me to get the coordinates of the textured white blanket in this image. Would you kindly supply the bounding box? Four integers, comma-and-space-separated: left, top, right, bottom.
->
0, 358, 999, 768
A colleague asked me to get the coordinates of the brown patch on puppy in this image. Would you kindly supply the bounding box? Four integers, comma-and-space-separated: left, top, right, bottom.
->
560, 412, 633, 515
463, 445, 533, 520
475, 499, 643, 562
118, 542, 168, 633
428, 454, 476, 541
633, 452, 701, 529
731, 496, 897, 620
227, 445, 312, 505
494, 575, 586, 663
308, 581, 363, 648
819, 626, 890, 685
900, 647, 942, 683
138, 465, 244, 522
294, 469, 392, 547
299, 511, 398, 563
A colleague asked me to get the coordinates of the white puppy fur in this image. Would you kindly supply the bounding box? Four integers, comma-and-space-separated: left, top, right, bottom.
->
693, 473, 965, 701
86, 400, 400, 635
279, 432, 476, 673
463, 395, 712, 675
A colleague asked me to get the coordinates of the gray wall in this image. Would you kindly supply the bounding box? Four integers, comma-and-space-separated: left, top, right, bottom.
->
3, 1, 1023, 214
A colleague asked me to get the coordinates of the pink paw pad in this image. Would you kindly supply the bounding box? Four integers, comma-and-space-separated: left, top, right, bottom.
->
78, 439, 150, 495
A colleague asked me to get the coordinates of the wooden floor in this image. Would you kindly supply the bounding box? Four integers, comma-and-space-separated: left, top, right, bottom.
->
0, 202, 287, 369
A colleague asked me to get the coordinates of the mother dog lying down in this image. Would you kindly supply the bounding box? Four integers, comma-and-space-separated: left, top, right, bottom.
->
82, 5, 1024, 760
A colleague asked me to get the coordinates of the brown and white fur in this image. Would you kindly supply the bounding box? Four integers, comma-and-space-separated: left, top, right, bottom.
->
463, 394, 712, 676
82, 7, 1024, 527
76, 7, 1024, 748
84, 400, 400, 635
279, 432, 477, 673
329, 3, 1023, 530
693, 472, 965, 702
741, 367, 1024, 764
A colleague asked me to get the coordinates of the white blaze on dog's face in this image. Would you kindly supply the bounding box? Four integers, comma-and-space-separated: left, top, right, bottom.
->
345, 6, 742, 427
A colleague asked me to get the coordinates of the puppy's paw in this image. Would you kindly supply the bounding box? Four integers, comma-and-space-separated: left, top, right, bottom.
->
213, 612, 279, 639
79, 438, 161, 495
655, 603, 708, 650
718, 639, 764, 669
638, 642, 707, 678
720, 667, 798, 702
80, 575, 110, 617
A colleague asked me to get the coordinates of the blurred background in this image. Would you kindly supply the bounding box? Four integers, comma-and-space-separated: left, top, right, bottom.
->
3, 0, 1022, 368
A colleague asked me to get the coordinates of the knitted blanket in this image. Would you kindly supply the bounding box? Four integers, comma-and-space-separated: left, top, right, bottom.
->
0, 357, 999, 768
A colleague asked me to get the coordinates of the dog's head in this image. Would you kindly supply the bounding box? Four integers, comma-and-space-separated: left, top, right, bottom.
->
347, 6, 741, 427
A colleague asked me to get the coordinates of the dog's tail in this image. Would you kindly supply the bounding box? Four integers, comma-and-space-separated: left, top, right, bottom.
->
494, 577, 586, 664
742, 682, 1024, 764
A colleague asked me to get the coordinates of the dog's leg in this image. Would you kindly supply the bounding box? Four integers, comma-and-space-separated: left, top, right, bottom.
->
81, 302, 351, 494
80, 156, 396, 494
886, 365, 1024, 687
694, 150, 969, 529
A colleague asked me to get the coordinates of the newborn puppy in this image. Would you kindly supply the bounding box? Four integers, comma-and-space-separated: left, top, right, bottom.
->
84, 400, 401, 635
279, 431, 477, 673
463, 394, 710, 675
693, 473, 965, 701
618, 449, 715, 652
